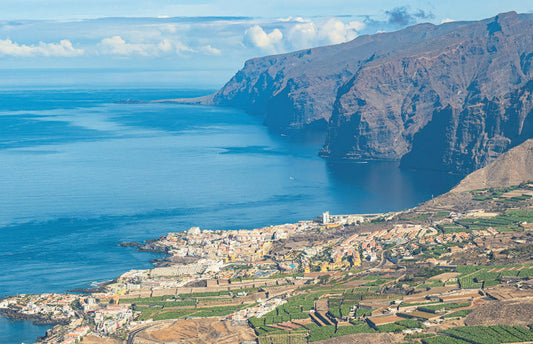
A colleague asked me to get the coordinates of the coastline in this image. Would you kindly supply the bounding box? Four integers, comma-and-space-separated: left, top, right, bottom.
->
0, 307, 68, 326
1, 182, 533, 343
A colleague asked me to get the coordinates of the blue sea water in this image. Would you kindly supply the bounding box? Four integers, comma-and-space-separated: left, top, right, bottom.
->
0, 316, 50, 344
0, 88, 462, 343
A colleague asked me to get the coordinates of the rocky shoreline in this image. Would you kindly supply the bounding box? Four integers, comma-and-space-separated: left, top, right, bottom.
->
118, 238, 168, 253
118, 239, 200, 267
67, 278, 116, 294
0, 308, 68, 326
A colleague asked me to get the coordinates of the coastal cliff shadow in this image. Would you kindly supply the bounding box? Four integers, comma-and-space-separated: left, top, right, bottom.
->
325, 160, 462, 212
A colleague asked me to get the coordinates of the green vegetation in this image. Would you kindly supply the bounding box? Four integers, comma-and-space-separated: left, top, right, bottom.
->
443, 309, 472, 318
396, 319, 424, 328
339, 301, 356, 318
377, 320, 423, 333
418, 281, 445, 289
308, 323, 375, 342
418, 302, 470, 313
142, 303, 250, 321
355, 308, 374, 318
519, 268, 533, 277
120, 295, 169, 303
455, 264, 533, 289
124, 299, 196, 307
151, 309, 197, 320
454, 210, 533, 232
178, 290, 231, 298
415, 267, 454, 279
471, 186, 520, 201
334, 323, 375, 336
308, 325, 336, 342
437, 224, 468, 234
423, 325, 533, 344
362, 279, 390, 287
458, 276, 483, 289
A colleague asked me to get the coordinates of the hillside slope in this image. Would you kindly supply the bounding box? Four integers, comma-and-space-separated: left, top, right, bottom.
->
322, 12, 533, 173
451, 139, 533, 192
176, 12, 533, 173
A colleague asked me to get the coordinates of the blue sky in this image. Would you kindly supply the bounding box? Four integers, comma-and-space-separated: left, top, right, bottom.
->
0, 0, 531, 88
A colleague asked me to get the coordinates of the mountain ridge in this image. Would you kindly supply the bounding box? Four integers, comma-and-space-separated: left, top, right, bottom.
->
168, 11, 533, 174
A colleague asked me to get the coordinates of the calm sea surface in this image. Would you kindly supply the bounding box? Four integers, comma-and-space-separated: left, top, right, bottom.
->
0, 89, 462, 343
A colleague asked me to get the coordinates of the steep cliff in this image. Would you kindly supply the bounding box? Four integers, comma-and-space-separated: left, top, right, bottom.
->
451, 139, 533, 192
192, 19, 473, 132
321, 12, 533, 173
178, 12, 533, 173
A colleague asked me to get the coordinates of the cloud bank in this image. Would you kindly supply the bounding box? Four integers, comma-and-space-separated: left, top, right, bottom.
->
0, 8, 441, 68
0, 39, 83, 57
243, 25, 283, 53
243, 18, 365, 52
98, 36, 195, 56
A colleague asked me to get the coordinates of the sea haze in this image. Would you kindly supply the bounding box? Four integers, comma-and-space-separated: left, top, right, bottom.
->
0, 88, 463, 296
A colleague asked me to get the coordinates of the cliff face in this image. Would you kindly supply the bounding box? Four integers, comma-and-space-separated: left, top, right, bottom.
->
451, 139, 533, 192
196, 12, 533, 173
321, 12, 533, 173
207, 20, 472, 132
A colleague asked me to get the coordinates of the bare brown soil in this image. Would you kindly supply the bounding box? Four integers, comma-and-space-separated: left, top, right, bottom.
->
465, 298, 533, 326
452, 139, 533, 192
82, 335, 123, 344
132, 318, 256, 344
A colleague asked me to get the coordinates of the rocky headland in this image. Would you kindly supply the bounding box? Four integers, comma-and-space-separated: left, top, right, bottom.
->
168, 11, 533, 174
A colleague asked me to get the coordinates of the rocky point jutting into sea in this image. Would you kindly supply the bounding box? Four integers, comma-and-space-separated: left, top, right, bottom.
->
167, 11, 533, 174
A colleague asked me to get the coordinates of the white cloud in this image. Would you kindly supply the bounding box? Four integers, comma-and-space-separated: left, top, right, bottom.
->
99, 36, 146, 55
347, 20, 366, 32
243, 25, 283, 53
441, 18, 456, 24
287, 22, 317, 50
157, 39, 173, 53
200, 44, 221, 56
277, 17, 308, 23
98, 35, 194, 56
287, 18, 364, 50
320, 18, 350, 44
243, 18, 365, 54
174, 41, 196, 55
0, 39, 83, 57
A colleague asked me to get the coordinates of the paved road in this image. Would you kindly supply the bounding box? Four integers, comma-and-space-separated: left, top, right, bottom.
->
127, 325, 150, 344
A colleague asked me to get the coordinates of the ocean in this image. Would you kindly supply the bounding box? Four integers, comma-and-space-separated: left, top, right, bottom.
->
0, 88, 462, 343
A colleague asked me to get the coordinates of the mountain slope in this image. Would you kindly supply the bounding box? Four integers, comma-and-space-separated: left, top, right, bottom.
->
180, 18, 474, 132
321, 12, 533, 173
177, 12, 533, 173
451, 138, 533, 192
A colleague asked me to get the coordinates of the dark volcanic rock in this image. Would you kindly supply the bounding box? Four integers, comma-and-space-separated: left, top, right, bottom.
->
118, 241, 143, 248
0, 308, 69, 326
183, 17, 473, 133
322, 12, 533, 173
182, 12, 533, 173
